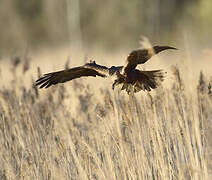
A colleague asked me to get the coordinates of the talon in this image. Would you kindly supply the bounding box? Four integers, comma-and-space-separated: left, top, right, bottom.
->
112, 81, 117, 90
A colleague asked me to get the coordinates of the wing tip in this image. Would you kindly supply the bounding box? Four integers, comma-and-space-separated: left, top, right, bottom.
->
35, 75, 53, 89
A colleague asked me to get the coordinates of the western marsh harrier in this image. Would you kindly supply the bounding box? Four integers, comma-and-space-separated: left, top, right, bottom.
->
36, 46, 177, 94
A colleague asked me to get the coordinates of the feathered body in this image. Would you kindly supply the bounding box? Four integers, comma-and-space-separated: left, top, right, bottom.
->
36, 45, 177, 94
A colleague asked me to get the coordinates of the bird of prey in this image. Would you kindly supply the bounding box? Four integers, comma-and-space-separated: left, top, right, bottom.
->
35, 45, 177, 94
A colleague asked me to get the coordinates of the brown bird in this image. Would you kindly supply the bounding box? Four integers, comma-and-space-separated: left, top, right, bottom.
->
35, 46, 177, 94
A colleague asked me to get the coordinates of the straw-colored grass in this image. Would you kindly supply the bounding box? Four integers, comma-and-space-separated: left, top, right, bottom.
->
0, 49, 212, 180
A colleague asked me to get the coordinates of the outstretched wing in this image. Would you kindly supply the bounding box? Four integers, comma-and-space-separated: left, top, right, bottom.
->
124, 46, 177, 73
36, 63, 109, 88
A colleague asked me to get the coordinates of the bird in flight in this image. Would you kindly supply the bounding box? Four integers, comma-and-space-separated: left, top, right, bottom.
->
35, 46, 177, 94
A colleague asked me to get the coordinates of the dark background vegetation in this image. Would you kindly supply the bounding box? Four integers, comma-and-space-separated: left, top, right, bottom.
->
1, 0, 211, 54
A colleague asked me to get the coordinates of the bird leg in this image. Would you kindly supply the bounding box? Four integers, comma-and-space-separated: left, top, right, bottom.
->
112, 71, 126, 90
112, 80, 118, 90
112, 79, 124, 90
112, 76, 125, 90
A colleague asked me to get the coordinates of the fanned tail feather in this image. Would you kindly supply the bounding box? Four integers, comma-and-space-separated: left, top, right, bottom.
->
133, 70, 165, 93
118, 70, 166, 94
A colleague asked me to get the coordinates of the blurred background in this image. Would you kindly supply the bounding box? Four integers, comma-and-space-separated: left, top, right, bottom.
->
0, 0, 212, 85
1, 0, 212, 54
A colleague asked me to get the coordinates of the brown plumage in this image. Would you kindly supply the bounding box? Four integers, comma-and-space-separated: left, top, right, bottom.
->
123, 46, 177, 73
35, 45, 177, 94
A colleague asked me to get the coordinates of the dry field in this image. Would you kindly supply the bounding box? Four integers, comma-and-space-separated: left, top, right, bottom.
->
0, 47, 212, 180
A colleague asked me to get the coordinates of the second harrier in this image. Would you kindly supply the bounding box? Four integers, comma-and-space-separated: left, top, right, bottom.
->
36, 45, 177, 94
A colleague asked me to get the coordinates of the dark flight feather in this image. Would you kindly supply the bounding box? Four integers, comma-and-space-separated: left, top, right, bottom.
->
36, 65, 108, 88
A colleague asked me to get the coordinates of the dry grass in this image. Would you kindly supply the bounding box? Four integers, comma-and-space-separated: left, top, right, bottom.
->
0, 50, 212, 180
